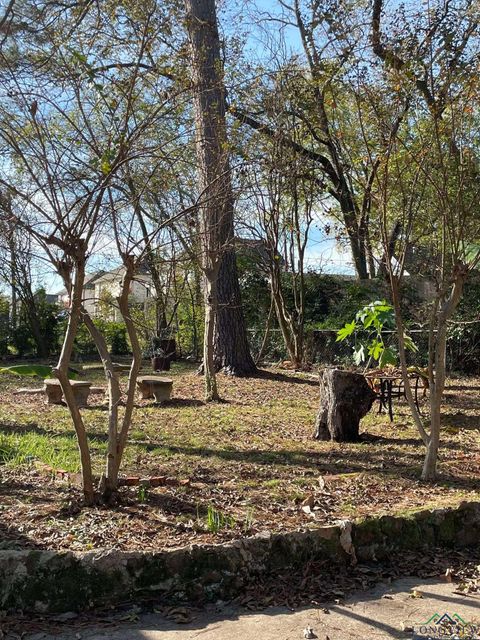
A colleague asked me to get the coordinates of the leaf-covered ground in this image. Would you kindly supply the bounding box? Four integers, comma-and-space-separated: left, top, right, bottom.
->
0, 363, 479, 551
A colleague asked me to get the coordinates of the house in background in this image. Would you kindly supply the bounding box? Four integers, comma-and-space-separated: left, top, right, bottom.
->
56, 267, 153, 321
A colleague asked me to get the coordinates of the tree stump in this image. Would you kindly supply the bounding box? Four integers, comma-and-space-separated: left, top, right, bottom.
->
313, 369, 376, 442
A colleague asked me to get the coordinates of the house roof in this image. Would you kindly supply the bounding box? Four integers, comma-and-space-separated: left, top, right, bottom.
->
94, 266, 152, 284
55, 271, 106, 296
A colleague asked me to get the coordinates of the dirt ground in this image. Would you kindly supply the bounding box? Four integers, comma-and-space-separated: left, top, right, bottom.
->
0, 364, 479, 552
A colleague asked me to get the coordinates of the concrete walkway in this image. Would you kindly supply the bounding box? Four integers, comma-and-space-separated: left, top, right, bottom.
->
24, 577, 480, 640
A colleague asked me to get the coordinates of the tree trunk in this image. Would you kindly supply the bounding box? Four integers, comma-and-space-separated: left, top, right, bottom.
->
54, 255, 95, 504
214, 248, 256, 375
184, 0, 256, 378
81, 310, 122, 499
390, 274, 429, 445
314, 369, 376, 442
204, 271, 219, 401
256, 292, 274, 364
111, 257, 143, 481
421, 269, 466, 480
270, 264, 303, 368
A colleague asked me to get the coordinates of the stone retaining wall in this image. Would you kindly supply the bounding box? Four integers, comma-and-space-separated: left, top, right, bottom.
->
1, 501, 479, 613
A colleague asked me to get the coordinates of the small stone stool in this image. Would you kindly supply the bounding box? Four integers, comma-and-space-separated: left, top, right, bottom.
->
136, 376, 173, 403
43, 379, 92, 408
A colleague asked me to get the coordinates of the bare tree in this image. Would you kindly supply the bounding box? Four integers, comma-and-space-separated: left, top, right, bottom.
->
0, 0, 190, 502
230, 1, 383, 280
370, 0, 480, 479
241, 127, 319, 368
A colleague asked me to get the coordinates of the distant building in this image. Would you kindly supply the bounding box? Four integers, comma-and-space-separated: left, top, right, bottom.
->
56, 267, 153, 321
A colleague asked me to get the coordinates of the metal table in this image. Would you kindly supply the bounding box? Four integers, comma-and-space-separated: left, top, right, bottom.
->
364, 371, 423, 421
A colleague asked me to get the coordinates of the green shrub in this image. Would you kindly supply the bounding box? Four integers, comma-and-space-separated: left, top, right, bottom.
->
65, 319, 131, 358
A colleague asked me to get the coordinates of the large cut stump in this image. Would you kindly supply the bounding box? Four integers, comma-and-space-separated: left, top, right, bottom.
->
314, 369, 376, 442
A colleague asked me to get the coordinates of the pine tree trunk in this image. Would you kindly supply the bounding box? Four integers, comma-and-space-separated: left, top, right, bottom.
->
184, 0, 255, 378
214, 248, 256, 375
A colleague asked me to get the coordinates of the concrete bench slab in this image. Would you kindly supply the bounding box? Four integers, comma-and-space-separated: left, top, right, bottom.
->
137, 376, 173, 403
82, 362, 131, 372
43, 379, 92, 408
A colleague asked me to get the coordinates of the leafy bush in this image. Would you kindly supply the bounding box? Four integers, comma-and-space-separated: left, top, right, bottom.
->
103, 322, 129, 355
11, 324, 34, 356
60, 318, 131, 358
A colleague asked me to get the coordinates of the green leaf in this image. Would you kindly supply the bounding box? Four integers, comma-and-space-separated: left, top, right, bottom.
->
368, 339, 383, 361
403, 333, 418, 353
464, 241, 480, 265
379, 347, 397, 367
71, 49, 88, 65
353, 345, 365, 365
336, 320, 356, 342
100, 155, 111, 174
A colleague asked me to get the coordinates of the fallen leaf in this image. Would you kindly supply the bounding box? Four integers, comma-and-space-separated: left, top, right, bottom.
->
302, 494, 315, 509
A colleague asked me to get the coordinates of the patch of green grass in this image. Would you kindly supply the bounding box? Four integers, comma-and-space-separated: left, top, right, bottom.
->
129, 429, 147, 441
338, 500, 357, 516
0, 431, 105, 472
137, 484, 148, 502
203, 504, 235, 533
292, 477, 313, 487
263, 478, 282, 488
0, 435, 21, 464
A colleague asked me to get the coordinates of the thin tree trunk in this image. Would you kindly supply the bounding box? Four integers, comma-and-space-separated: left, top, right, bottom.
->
269, 266, 302, 368
81, 310, 121, 499
54, 256, 94, 504
111, 258, 143, 481
422, 269, 466, 479
256, 293, 274, 364
8, 227, 16, 329
204, 272, 219, 401
390, 274, 429, 445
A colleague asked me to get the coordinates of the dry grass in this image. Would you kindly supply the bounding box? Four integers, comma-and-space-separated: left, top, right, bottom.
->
0, 363, 479, 551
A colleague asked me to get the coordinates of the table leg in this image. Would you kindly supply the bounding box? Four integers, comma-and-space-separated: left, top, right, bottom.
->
379, 379, 386, 414
414, 376, 421, 415
387, 380, 394, 422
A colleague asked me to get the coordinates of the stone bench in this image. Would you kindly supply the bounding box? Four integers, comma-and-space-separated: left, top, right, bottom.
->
136, 376, 173, 403
82, 362, 131, 373
43, 380, 92, 408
